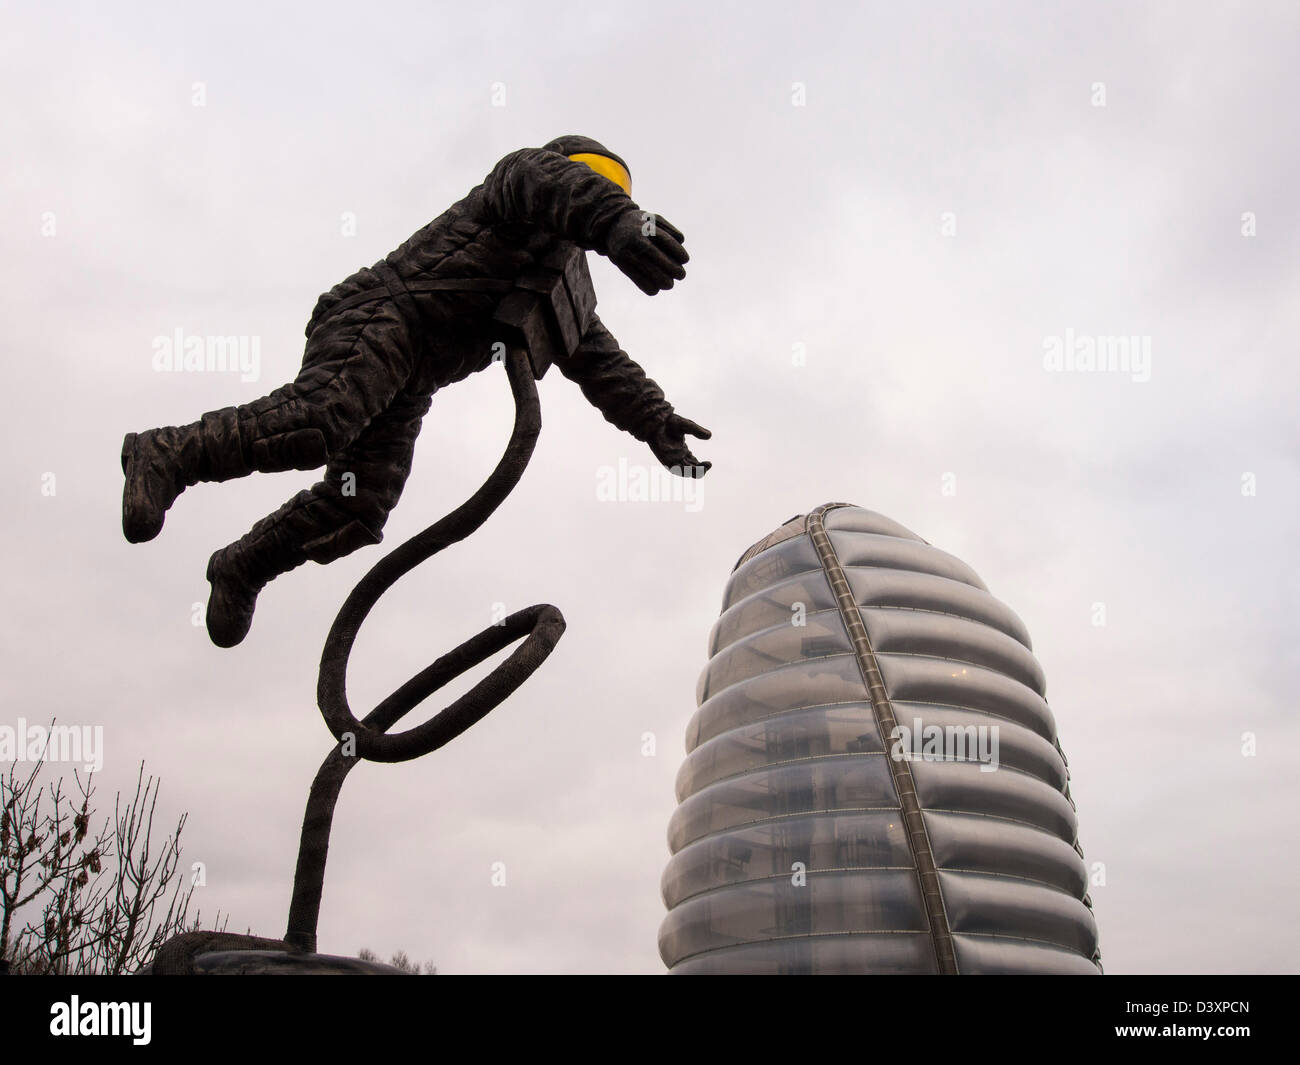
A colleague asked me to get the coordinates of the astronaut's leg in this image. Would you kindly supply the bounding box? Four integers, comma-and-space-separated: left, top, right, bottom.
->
122, 303, 416, 543
204, 389, 433, 647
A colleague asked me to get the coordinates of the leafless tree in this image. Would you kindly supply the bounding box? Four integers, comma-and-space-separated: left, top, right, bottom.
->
358, 947, 437, 974
1, 732, 216, 974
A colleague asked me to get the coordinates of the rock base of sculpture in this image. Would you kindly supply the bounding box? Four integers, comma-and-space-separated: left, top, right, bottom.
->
182, 950, 407, 975
143, 931, 407, 975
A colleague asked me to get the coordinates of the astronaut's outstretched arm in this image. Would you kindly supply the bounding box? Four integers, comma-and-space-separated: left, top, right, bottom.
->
482, 149, 629, 248
557, 316, 711, 476
481, 149, 689, 296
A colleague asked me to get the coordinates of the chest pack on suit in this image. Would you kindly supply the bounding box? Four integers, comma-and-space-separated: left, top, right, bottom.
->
491, 243, 598, 379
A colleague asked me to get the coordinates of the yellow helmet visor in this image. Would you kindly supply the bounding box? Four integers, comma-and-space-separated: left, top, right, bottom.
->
568, 152, 632, 197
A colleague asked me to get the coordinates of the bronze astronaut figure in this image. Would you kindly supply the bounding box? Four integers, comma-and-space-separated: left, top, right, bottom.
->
121, 136, 709, 647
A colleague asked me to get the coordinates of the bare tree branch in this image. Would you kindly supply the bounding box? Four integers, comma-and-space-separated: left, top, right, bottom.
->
1, 733, 200, 975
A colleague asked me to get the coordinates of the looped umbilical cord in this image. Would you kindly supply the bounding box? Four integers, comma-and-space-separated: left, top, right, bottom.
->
285, 347, 565, 951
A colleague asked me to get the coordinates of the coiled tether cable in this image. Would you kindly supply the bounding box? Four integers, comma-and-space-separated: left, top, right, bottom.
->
283, 346, 566, 952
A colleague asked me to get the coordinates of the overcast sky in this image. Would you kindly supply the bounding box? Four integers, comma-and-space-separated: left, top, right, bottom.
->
2, 0, 1296, 973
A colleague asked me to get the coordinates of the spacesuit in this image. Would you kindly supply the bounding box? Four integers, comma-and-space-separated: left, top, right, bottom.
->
121, 136, 709, 648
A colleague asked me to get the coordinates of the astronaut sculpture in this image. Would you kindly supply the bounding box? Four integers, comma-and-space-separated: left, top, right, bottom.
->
121, 135, 710, 647
124, 137, 708, 972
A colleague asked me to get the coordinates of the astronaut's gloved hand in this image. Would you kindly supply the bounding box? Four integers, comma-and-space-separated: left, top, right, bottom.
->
605, 209, 689, 295
646, 412, 711, 477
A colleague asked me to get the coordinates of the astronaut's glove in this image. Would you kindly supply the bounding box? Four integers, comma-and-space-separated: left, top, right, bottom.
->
605, 209, 689, 295
646, 412, 711, 477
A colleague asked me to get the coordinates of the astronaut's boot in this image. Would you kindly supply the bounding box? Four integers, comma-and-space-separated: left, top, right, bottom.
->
205, 491, 382, 648
121, 407, 251, 543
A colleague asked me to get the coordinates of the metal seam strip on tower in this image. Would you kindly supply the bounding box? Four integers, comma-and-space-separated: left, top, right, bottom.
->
805, 502, 960, 975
